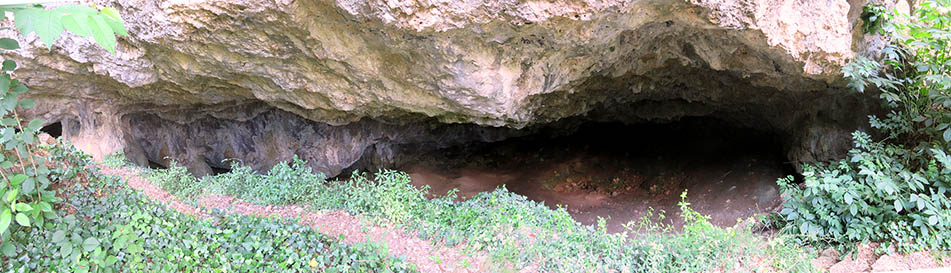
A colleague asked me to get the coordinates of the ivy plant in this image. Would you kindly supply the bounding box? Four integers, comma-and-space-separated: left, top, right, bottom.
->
0, 1, 127, 262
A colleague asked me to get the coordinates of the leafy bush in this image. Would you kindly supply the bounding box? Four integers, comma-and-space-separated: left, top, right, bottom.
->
842, 0, 950, 144
780, 0, 951, 252
778, 132, 951, 251
146, 161, 204, 199
150, 159, 816, 272
100, 151, 128, 168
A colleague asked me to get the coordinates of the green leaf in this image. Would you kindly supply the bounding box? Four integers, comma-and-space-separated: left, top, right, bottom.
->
929, 215, 939, 226
126, 243, 143, 254
0, 129, 13, 144
37, 201, 52, 212
943, 128, 951, 142
12, 83, 27, 93
1, 60, 16, 71
27, 118, 43, 131
105, 255, 118, 266
55, 5, 98, 37
0, 241, 14, 257
100, 7, 127, 36
9, 174, 26, 185
59, 241, 72, 257
54, 5, 98, 16
17, 7, 65, 48
82, 237, 99, 252
0, 38, 18, 50
20, 132, 34, 144
0, 208, 10, 234
17, 98, 34, 109
88, 15, 115, 54
13, 203, 31, 213
52, 229, 66, 243
14, 213, 29, 227
113, 235, 128, 249
0, 74, 10, 93
12, 8, 38, 37
895, 199, 903, 213
4, 188, 17, 202
60, 13, 93, 37
21, 177, 34, 194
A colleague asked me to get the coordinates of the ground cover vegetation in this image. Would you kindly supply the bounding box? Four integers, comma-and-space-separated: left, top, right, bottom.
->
778, 0, 951, 254
142, 157, 816, 272
7, 145, 415, 272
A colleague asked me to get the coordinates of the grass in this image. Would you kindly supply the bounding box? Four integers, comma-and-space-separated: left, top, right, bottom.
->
3, 159, 416, 272
140, 155, 819, 272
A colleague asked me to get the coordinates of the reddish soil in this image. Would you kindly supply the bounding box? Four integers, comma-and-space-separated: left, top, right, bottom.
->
406, 120, 787, 232
813, 244, 950, 273
98, 166, 490, 273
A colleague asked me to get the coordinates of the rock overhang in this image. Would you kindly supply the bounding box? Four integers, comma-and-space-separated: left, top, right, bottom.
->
2, 0, 884, 176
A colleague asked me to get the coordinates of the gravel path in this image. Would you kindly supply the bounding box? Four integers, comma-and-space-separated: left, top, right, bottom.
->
98, 165, 489, 273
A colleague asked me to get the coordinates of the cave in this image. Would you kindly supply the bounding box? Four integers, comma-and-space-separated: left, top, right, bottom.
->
120, 97, 833, 232
40, 121, 62, 138
147, 160, 168, 170
388, 117, 793, 232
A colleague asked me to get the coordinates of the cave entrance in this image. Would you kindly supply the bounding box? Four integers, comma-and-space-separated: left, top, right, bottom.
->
147, 160, 168, 170
399, 117, 793, 232
40, 121, 62, 138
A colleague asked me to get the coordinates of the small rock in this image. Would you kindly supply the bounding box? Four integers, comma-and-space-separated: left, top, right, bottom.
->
38, 133, 55, 145
871, 252, 940, 272
829, 258, 869, 273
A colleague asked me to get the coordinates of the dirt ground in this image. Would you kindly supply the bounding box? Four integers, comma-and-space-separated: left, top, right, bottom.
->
405, 120, 788, 232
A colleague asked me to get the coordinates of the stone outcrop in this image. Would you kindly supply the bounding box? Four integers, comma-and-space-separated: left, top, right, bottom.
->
4, 0, 883, 176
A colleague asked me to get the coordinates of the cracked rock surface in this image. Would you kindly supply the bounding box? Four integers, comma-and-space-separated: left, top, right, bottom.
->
4, 0, 884, 176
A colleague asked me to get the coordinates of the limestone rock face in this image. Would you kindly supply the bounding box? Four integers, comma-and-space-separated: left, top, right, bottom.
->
5, 0, 881, 176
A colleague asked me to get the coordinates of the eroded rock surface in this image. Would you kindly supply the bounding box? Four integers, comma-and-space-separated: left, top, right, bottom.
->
4, 0, 883, 176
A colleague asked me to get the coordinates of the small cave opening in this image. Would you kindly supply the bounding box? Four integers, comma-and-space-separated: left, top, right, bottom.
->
147, 160, 168, 170
40, 121, 62, 138
394, 117, 795, 232
209, 164, 232, 175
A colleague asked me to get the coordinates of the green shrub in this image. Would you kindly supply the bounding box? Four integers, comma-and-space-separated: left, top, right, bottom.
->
780, 0, 951, 252
146, 161, 203, 199
779, 132, 951, 251
100, 151, 129, 168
